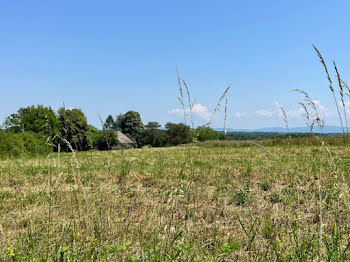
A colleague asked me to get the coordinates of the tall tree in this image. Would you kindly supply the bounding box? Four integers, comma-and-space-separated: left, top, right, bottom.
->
120, 111, 144, 145
114, 114, 123, 130
57, 107, 91, 151
104, 115, 115, 130
165, 122, 191, 146
140, 122, 167, 147
145, 121, 161, 130
4, 105, 59, 139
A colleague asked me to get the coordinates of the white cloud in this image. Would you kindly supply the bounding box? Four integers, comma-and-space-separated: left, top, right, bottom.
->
254, 100, 329, 120
313, 100, 328, 115
191, 104, 212, 121
168, 103, 212, 121
168, 108, 182, 114
233, 112, 249, 119
255, 109, 274, 118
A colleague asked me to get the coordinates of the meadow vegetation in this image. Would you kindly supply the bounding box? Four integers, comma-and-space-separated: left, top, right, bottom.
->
0, 139, 350, 261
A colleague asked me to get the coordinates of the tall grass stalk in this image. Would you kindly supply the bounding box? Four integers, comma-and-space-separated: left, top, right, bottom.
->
205, 84, 232, 127
313, 44, 345, 138
181, 79, 195, 130
176, 66, 187, 125
334, 61, 349, 137
224, 94, 228, 135
280, 105, 289, 131
176, 69, 231, 130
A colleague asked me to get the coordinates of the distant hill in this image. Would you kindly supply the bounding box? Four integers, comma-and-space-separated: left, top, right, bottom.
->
215, 126, 344, 134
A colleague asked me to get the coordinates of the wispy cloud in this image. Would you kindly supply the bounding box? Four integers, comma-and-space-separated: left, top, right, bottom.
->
232, 100, 329, 122
233, 112, 249, 119
255, 109, 275, 118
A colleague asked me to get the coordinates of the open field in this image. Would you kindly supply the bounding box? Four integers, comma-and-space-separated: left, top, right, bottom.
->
1, 141, 350, 261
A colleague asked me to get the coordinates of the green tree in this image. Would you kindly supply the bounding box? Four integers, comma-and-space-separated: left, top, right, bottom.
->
114, 114, 123, 130
140, 122, 167, 147
57, 107, 91, 151
88, 125, 99, 149
104, 115, 115, 130
145, 121, 161, 130
120, 111, 144, 145
0, 130, 51, 158
96, 130, 118, 150
194, 126, 220, 141
3, 105, 59, 139
165, 122, 191, 146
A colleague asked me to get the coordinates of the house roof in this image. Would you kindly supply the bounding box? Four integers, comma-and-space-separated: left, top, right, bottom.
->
116, 131, 135, 144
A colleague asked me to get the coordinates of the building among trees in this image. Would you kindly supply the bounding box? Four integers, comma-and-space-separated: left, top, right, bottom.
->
115, 131, 136, 148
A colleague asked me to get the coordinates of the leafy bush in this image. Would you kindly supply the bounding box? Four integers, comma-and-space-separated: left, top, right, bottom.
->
193, 126, 220, 141
0, 131, 51, 158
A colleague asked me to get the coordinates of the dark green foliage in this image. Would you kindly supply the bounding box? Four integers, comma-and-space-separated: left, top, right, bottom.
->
115, 114, 123, 131
0, 130, 51, 158
57, 108, 92, 151
165, 122, 191, 146
88, 125, 99, 149
4, 105, 59, 139
222, 131, 339, 141
120, 111, 144, 145
193, 126, 220, 141
96, 130, 118, 150
145, 122, 161, 130
104, 115, 115, 130
140, 122, 168, 147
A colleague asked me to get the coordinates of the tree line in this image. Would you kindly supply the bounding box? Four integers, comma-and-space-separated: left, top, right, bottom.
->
0, 105, 220, 157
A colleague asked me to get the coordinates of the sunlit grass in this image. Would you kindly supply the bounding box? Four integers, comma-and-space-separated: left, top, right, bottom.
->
1, 142, 350, 260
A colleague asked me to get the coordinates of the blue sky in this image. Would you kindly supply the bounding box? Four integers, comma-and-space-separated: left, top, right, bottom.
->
1, 1, 350, 129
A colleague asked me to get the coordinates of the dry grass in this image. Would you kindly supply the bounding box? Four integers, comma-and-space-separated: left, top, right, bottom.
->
1, 142, 350, 261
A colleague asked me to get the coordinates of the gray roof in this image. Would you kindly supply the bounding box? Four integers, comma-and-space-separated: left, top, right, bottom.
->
116, 131, 135, 144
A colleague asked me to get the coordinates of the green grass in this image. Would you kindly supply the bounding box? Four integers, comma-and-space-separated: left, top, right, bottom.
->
1, 142, 350, 261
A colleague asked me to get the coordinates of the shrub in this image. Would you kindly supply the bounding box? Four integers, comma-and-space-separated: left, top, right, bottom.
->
193, 126, 220, 141
0, 131, 51, 158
